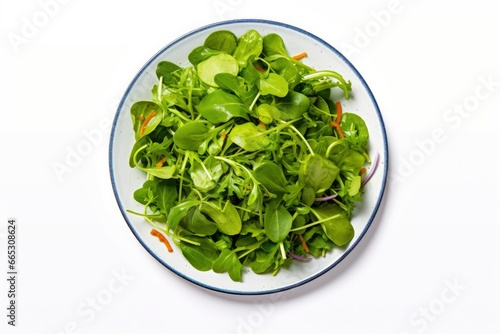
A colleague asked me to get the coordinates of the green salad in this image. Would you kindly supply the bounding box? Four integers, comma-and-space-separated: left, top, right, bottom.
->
127, 29, 378, 282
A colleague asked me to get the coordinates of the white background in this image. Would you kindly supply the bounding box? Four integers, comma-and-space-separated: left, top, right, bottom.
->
1, 0, 499, 333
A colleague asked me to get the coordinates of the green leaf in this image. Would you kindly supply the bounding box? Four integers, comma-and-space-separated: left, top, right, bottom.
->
259, 73, 288, 97
204, 30, 237, 54
255, 103, 281, 124
178, 237, 219, 271
311, 204, 355, 246
197, 53, 239, 87
212, 249, 243, 282
275, 91, 310, 120
155, 179, 178, 214
167, 200, 203, 231
264, 202, 293, 243
182, 208, 218, 236
156, 61, 181, 85
253, 162, 288, 194
300, 154, 340, 193
228, 122, 270, 152
200, 200, 242, 235
139, 165, 177, 179
262, 33, 288, 57
233, 29, 263, 68
188, 46, 221, 66
173, 122, 210, 151
130, 101, 163, 139
197, 89, 250, 124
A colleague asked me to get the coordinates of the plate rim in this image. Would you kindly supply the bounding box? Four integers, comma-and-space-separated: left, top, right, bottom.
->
109, 18, 389, 295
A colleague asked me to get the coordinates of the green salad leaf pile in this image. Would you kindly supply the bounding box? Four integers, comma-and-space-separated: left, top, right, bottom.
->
128, 29, 376, 282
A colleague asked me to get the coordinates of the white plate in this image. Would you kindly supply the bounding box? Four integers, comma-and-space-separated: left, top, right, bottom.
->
109, 19, 388, 295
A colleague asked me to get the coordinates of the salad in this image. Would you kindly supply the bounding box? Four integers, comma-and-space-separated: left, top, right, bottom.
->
127, 29, 378, 282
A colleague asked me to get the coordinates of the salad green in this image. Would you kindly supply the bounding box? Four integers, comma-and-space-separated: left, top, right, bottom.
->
127, 29, 377, 282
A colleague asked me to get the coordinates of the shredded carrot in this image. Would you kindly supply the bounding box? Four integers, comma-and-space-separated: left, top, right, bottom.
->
360, 167, 367, 175
330, 121, 345, 139
150, 229, 173, 253
155, 157, 167, 168
335, 101, 342, 123
221, 131, 227, 138
298, 234, 310, 253
254, 64, 265, 73
258, 121, 267, 130
292, 52, 308, 61
139, 110, 156, 137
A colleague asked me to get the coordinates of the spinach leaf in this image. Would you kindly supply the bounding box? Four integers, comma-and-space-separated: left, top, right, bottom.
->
200, 200, 242, 235
197, 89, 250, 124
264, 202, 293, 243
310, 204, 355, 246
173, 122, 210, 151
228, 122, 270, 152
212, 249, 243, 282
233, 29, 263, 68
197, 53, 239, 87
178, 236, 219, 271
253, 162, 288, 194
204, 30, 237, 54
275, 91, 310, 120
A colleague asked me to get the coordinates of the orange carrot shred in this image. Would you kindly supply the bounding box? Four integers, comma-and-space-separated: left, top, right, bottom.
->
292, 52, 308, 60
258, 121, 267, 130
254, 64, 265, 73
221, 131, 227, 138
155, 157, 167, 168
360, 167, 367, 175
139, 110, 156, 137
330, 121, 345, 139
150, 229, 173, 253
335, 101, 342, 123
298, 234, 310, 253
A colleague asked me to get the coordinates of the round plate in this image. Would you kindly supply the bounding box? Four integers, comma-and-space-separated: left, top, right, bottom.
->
109, 19, 388, 295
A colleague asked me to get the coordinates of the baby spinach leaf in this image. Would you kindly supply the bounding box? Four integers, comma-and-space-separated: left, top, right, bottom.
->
173, 122, 210, 151
228, 122, 270, 152
275, 91, 310, 120
214, 73, 259, 107
212, 249, 243, 282
262, 33, 288, 57
182, 208, 218, 236
250, 246, 278, 274
155, 179, 178, 214
200, 200, 242, 235
130, 101, 163, 139
233, 29, 263, 68
197, 89, 250, 124
310, 204, 354, 246
197, 53, 239, 87
259, 73, 288, 97
300, 154, 340, 193
253, 162, 288, 194
204, 30, 237, 54
156, 61, 181, 85
264, 202, 293, 243
188, 45, 222, 66
255, 103, 281, 124
167, 200, 203, 231
178, 236, 219, 271
341, 112, 370, 150
139, 165, 177, 179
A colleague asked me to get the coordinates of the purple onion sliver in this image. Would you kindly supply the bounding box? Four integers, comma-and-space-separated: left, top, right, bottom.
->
315, 194, 338, 202
288, 253, 312, 261
361, 152, 380, 187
